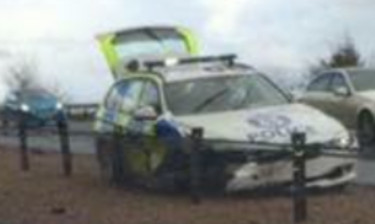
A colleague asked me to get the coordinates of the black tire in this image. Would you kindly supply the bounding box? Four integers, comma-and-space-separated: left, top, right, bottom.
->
358, 112, 375, 149
96, 137, 121, 184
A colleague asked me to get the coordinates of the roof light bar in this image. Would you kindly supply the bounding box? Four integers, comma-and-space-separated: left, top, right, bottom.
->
144, 54, 237, 71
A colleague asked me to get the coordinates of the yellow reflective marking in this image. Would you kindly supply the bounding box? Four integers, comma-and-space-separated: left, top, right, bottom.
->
177, 26, 200, 55
93, 106, 106, 131
125, 137, 167, 176
97, 34, 119, 75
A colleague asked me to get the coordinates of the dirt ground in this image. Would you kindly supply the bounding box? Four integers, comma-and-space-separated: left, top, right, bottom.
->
0, 146, 375, 224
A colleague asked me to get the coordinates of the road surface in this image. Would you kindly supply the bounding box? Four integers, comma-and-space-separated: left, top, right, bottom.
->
0, 120, 95, 154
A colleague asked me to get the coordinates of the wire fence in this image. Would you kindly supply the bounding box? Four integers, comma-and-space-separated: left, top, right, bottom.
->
0, 117, 370, 224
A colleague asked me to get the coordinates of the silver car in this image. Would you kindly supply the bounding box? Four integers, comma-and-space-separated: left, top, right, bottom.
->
300, 67, 375, 147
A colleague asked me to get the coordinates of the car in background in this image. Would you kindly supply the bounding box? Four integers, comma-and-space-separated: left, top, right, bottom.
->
0, 89, 66, 129
94, 54, 355, 192
299, 68, 375, 148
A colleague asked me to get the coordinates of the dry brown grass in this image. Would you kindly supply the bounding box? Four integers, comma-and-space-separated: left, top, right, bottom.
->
0, 146, 374, 224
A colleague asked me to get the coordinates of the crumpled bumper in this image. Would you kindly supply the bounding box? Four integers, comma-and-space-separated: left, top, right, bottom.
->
226, 156, 356, 192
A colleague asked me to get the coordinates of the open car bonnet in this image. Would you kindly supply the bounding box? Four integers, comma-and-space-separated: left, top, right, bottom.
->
174, 103, 349, 145
97, 26, 199, 78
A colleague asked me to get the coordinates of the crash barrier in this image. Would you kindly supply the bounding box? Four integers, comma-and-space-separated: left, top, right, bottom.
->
189, 130, 309, 222
65, 103, 99, 120
16, 114, 72, 176
291, 132, 307, 223
0, 121, 359, 224
95, 126, 358, 223
187, 130, 357, 223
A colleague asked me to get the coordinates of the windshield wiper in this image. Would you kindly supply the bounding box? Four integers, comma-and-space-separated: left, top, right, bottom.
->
193, 88, 230, 112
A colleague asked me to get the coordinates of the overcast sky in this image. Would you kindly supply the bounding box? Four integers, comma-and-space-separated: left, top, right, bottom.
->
0, 0, 374, 102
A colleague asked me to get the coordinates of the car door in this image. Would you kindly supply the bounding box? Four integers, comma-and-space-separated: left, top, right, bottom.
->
327, 72, 358, 129
126, 79, 163, 136
301, 73, 335, 112
95, 79, 144, 133
121, 79, 168, 176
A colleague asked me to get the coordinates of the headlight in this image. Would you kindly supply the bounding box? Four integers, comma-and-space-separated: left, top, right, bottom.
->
20, 104, 29, 112
330, 132, 356, 149
332, 136, 351, 148
56, 102, 63, 110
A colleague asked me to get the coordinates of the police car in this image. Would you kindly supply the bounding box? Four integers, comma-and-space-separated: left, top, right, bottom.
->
94, 54, 356, 192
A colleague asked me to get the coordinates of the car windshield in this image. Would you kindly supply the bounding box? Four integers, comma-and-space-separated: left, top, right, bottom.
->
20, 90, 54, 101
165, 74, 289, 116
349, 69, 375, 91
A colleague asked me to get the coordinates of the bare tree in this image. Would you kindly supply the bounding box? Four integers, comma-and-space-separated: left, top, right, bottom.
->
5, 57, 41, 92
46, 81, 71, 103
5, 56, 71, 105
309, 35, 363, 78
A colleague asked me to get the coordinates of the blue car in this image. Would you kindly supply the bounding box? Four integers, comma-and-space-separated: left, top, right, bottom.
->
0, 89, 66, 128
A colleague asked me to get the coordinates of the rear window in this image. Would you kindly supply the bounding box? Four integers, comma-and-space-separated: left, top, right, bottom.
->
114, 29, 188, 59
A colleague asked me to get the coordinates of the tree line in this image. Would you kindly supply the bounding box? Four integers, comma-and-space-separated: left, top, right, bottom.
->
309, 36, 363, 77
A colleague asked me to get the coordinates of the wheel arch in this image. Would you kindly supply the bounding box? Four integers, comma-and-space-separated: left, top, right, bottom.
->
357, 107, 375, 127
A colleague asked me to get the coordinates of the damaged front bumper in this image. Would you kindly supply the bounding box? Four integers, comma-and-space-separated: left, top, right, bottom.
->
225, 156, 356, 192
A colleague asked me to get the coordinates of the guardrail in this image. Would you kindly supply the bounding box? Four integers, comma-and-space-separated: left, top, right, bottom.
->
2, 118, 361, 224
64, 103, 99, 120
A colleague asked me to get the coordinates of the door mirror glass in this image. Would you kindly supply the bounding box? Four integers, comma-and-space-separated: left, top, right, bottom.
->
333, 86, 350, 97
134, 106, 158, 120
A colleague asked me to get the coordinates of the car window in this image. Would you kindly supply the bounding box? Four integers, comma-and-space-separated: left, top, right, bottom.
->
139, 81, 162, 113
348, 69, 375, 91
330, 73, 349, 92
307, 73, 333, 92
165, 74, 288, 115
105, 80, 143, 113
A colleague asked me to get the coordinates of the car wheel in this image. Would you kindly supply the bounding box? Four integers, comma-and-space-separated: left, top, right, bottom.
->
96, 137, 123, 184
358, 112, 375, 149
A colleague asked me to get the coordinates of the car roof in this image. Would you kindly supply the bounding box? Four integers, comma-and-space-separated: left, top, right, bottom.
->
120, 54, 258, 83
154, 62, 256, 83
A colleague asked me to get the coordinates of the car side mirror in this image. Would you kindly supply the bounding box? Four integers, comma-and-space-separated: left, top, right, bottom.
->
333, 86, 350, 97
288, 90, 303, 102
134, 106, 158, 120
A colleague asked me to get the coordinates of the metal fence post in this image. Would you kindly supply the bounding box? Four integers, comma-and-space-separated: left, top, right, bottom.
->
18, 113, 29, 171
58, 120, 72, 177
291, 132, 307, 223
111, 125, 124, 184
190, 127, 203, 204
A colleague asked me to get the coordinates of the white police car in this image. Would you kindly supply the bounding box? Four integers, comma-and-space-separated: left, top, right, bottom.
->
94, 55, 355, 191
